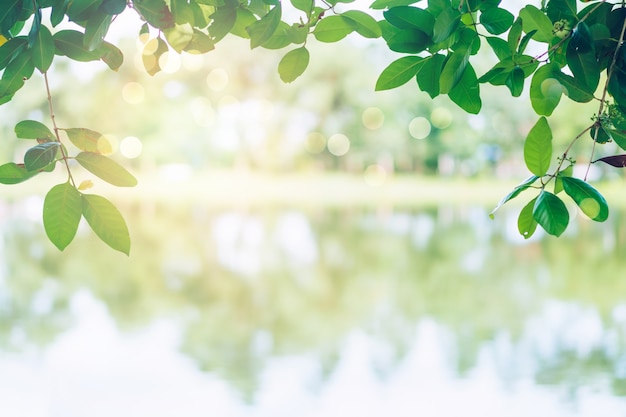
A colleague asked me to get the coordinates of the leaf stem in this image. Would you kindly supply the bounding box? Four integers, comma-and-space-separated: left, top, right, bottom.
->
44, 72, 76, 187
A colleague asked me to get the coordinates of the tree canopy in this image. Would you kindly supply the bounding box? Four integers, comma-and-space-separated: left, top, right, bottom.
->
0, 0, 625, 252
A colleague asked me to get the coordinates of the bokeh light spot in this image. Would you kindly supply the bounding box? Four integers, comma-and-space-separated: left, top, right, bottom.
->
120, 136, 143, 159
362, 107, 384, 130
363, 164, 387, 187
305, 132, 326, 154
431, 107, 453, 129
122, 82, 144, 104
580, 198, 601, 220
207, 68, 229, 91
159, 52, 181, 74
409, 117, 431, 139
327, 133, 350, 156
190, 97, 216, 127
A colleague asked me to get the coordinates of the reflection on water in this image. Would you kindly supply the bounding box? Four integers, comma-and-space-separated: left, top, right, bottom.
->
1, 198, 626, 416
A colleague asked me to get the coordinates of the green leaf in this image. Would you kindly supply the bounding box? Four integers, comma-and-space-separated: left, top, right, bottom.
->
341, 10, 381, 38
247, 3, 281, 48
432, 7, 460, 43
43, 182, 82, 251
15, 120, 55, 140
507, 17, 522, 52
63, 128, 112, 154
479, 7, 513, 35
230, 8, 257, 38
439, 42, 471, 94
98, 41, 123, 71
185, 29, 215, 53
24, 142, 60, 171
0, 36, 28, 71
518, 197, 538, 239
384, 27, 430, 53
505, 65, 524, 97
566, 32, 600, 92
554, 164, 573, 194
533, 190, 569, 237
524, 116, 552, 176
163, 23, 193, 52
290, 0, 313, 13
375, 55, 425, 91
370, 0, 416, 9
448, 63, 481, 114
75, 152, 137, 187
31, 24, 54, 72
142, 36, 168, 76
278, 46, 309, 83
546, 0, 577, 24
383, 6, 435, 35
609, 129, 626, 151
313, 15, 354, 42
100, 0, 127, 14
519, 5, 555, 43
2, 48, 34, 93
490, 175, 539, 218
208, 6, 237, 42
0, 0, 23, 37
551, 69, 594, 103
84, 11, 113, 51
67, 0, 103, 19
133, 0, 175, 29
54, 30, 102, 61
81, 193, 131, 255
417, 53, 445, 98
0, 162, 38, 184
486, 36, 511, 60
562, 177, 608, 222
528, 65, 561, 102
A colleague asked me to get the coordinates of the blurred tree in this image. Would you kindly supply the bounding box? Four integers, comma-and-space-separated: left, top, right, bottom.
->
0, 0, 625, 249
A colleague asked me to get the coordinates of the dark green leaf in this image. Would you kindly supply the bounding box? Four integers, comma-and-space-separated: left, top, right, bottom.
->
0, 36, 28, 71
54, 30, 103, 61
432, 7, 460, 43
0, 0, 23, 37
518, 196, 538, 239
100, 0, 127, 14
417, 53, 445, 98
278, 46, 309, 83
384, 27, 430, 53
524, 116, 552, 176
479, 7, 513, 35
2, 48, 34, 94
31, 24, 54, 72
507, 17, 522, 52
0, 162, 38, 184
490, 175, 539, 218
533, 190, 569, 237
505, 65, 524, 97
75, 152, 137, 187
247, 3, 281, 48
562, 176, 608, 222
43, 182, 82, 251
546, 0, 577, 23
383, 6, 434, 35
15, 120, 55, 140
439, 42, 471, 94
84, 11, 113, 51
566, 29, 600, 92
375, 55, 425, 91
67, 0, 103, 19
81, 193, 131, 255
552, 69, 594, 102
24, 142, 60, 171
448, 63, 481, 114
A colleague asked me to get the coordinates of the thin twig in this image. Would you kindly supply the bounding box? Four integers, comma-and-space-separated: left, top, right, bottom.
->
44, 72, 75, 187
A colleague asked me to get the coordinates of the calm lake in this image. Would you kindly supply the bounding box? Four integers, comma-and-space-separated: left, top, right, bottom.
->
1, 194, 626, 417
